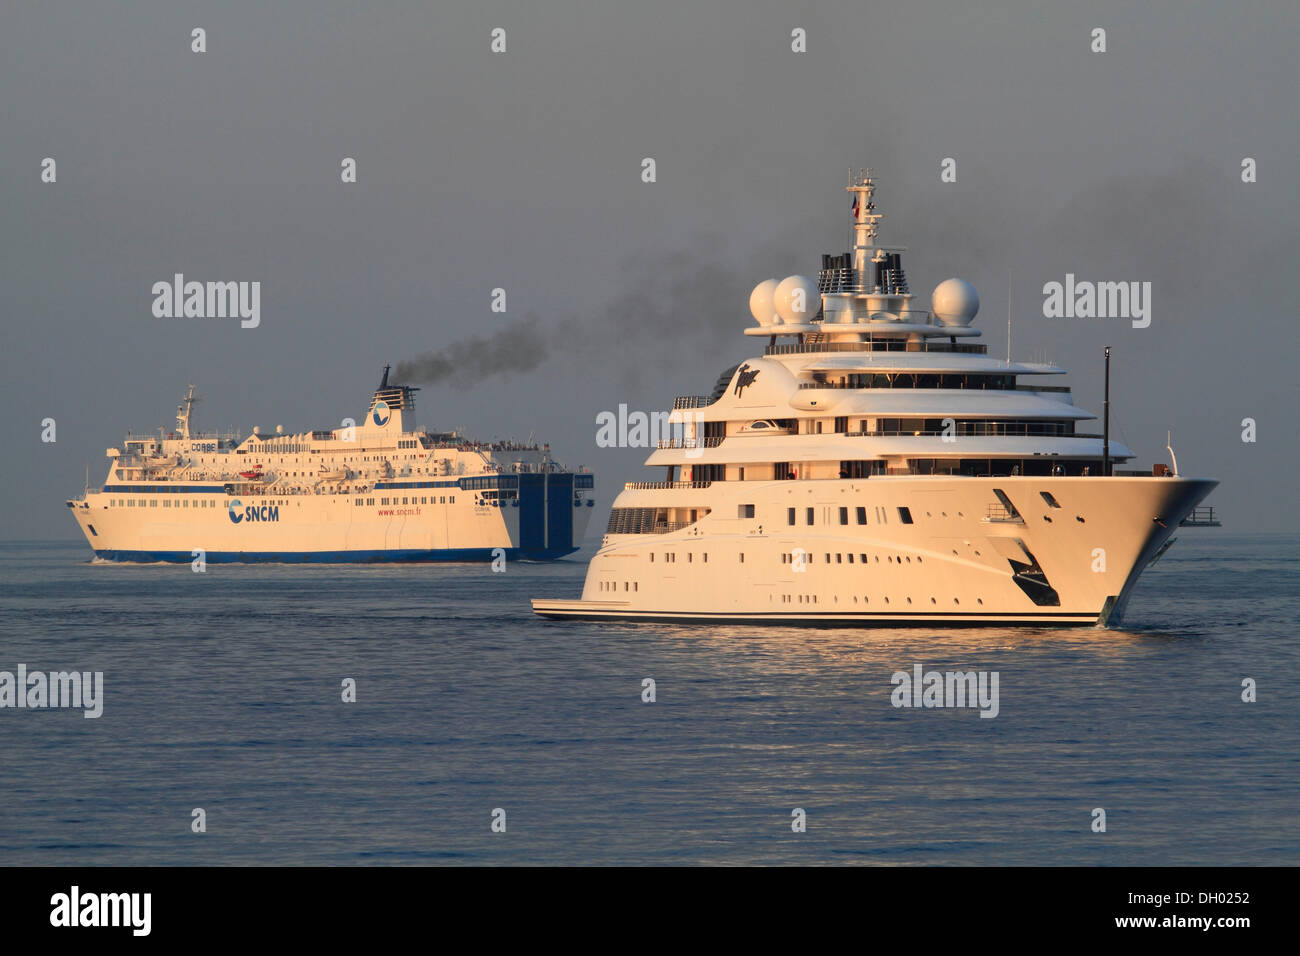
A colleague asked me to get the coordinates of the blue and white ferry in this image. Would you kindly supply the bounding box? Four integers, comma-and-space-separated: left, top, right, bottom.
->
67, 368, 595, 562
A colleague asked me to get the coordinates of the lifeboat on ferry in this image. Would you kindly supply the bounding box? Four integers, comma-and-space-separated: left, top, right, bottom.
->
239, 467, 263, 480
318, 467, 348, 480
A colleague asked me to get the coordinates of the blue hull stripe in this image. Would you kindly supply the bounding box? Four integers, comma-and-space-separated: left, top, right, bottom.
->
93, 547, 577, 564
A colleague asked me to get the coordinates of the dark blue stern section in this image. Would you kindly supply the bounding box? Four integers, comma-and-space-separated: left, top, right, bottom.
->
517, 473, 577, 560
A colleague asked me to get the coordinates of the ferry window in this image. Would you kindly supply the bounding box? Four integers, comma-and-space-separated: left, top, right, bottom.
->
450, 497, 454, 503
650, 554, 654, 562
848, 554, 854, 563
703, 554, 708, 563
739, 504, 755, 518
688, 553, 693, 562
806, 507, 814, 525
825, 553, 831, 564
856, 507, 867, 525
898, 507, 914, 524
836, 553, 843, 563
839, 507, 848, 525
1040, 491, 1062, 508
788, 508, 796, 525
739, 553, 745, 563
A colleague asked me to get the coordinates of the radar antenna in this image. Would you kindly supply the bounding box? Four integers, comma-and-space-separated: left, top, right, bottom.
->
176, 384, 199, 439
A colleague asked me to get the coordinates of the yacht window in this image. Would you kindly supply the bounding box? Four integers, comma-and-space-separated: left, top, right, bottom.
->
898, 507, 914, 524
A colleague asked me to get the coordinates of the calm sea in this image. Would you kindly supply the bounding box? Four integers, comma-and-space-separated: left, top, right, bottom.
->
0, 533, 1295, 865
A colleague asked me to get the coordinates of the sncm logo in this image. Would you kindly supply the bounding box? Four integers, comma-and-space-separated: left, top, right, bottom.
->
228, 499, 280, 524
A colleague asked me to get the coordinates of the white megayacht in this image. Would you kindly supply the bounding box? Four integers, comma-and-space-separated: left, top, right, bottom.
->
68, 367, 594, 562
533, 169, 1217, 626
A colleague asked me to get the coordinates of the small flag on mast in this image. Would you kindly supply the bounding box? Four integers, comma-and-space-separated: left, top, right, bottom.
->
851, 195, 860, 219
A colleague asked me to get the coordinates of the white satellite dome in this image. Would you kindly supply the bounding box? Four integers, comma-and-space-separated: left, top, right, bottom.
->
931, 277, 980, 327
749, 279, 781, 326
773, 275, 821, 324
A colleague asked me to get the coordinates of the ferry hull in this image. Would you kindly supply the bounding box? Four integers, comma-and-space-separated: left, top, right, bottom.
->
71, 481, 594, 564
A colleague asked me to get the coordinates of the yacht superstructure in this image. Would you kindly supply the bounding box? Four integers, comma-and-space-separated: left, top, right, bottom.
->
533, 169, 1216, 625
68, 368, 595, 562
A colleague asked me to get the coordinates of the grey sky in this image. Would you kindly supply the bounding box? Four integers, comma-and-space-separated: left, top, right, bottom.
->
2, 0, 1296, 539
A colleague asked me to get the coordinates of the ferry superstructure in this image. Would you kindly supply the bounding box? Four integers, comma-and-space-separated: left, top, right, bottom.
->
533, 169, 1217, 626
68, 368, 595, 562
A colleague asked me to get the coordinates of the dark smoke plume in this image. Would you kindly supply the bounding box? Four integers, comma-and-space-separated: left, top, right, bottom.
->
395, 241, 756, 388
395, 319, 549, 387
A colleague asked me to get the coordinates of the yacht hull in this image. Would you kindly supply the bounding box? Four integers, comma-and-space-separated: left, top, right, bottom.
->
532, 475, 1215, 627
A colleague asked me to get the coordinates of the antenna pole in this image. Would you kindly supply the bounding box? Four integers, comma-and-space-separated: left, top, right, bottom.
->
1006, 273, 1012, 365
1102, 346, 1111, 477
